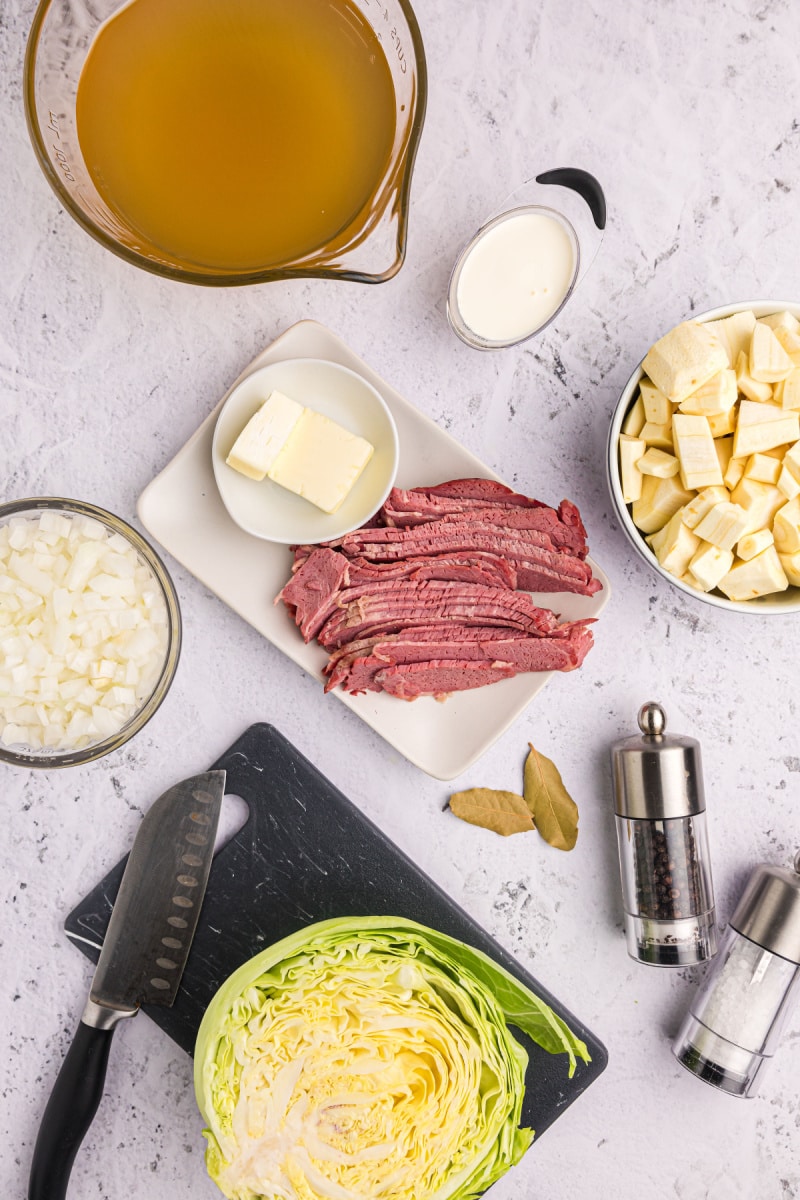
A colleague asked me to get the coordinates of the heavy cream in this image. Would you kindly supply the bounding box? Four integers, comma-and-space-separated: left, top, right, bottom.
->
453, 209, 577, 345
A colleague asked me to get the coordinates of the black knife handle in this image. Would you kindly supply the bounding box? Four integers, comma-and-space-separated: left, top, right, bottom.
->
28, 1020, 115, 1200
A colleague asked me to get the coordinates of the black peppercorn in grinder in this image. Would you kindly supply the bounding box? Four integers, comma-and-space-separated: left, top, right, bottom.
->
611, 701, 718, 967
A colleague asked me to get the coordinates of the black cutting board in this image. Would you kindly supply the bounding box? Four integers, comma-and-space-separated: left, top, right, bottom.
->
66, 723, 607, 1141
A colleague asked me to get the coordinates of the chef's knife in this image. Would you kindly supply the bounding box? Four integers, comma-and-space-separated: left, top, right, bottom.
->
28, 770, 225, 1200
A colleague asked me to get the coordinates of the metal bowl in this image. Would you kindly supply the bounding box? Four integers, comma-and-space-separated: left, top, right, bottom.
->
0, 497, 181, 768
607, 300, 800, 615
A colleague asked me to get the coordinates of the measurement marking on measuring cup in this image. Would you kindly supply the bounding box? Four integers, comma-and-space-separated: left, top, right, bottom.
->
46, 112, 76, 181
363, 5, 408, 73
389, 26, 407, 73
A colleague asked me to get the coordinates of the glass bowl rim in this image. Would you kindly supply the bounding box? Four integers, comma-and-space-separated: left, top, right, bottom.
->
0, 496, 182, 768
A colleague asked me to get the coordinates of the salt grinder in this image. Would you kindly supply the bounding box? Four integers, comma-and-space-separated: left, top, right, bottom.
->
673, 853, 800, 1097
611, 702, 717, 967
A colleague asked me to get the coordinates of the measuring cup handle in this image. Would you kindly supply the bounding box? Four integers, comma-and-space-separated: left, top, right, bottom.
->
535, 169, 606, 230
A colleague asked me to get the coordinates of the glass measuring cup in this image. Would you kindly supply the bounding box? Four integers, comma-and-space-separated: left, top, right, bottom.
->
24, 0, 427, 286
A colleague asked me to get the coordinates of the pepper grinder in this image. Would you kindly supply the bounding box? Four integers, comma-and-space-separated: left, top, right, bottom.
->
611, 702, 718, 967
673, 852, 800, 1097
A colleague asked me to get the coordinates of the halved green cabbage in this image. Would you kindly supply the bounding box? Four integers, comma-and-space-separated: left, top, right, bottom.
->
194, 916, 589, 1200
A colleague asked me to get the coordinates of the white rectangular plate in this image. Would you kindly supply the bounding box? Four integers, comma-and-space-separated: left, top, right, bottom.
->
137, 320, 610, 780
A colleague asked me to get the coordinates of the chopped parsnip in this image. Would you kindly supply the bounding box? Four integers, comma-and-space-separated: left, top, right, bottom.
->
620, 310, 800, 600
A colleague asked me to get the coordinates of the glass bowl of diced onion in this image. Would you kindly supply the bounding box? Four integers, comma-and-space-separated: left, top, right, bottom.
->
0, 497, 181, 767
607, 300, 800, 614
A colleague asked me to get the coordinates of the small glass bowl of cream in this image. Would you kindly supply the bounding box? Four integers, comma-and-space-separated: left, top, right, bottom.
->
448, 206, 579, 350
447, 168, 605, 351
0, 497, 181, 768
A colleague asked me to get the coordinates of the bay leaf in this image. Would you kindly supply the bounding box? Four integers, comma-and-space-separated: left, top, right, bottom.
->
523, 743, 578, 851
449, 788, 534, 837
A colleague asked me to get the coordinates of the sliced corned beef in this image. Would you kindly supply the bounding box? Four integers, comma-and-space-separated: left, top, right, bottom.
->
346, 551, 517, 590
406, 479, 545, 504
436, 504, 588, 559
338, 519, 553, 547
380, 491, 544, 525
325, 624, 594, 694
319, 607, 554, 650
319, 611, 544, 650
277, 548, 350, 642
325, 652, 389, 694
279, 549, 519, 644
325, 580, 563, 629
557, 498, 588, 539
318, 582, 563, 649
323, 623, 521, 692
325, 622, 534, 666
333, 527, 598, 594
329, 577, 554, 615
322, 623, 526, 687
290, 545, 314, 572
511, 555, 600, 595
275, 477, 599, 701
381, 496, 588, 559
374, 659, 518, 700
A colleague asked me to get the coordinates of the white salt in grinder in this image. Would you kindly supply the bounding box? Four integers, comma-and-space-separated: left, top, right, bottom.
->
673, 852, 800, 1097
611, 702, 718, 967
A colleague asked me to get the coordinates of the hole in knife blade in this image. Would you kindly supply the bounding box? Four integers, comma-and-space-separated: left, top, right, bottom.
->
150, 978, 171, 990
182, 853, 203, 868
177, 874, 198, 887
173, 895, 193, 908
193, 790, 214, 804
185, 832, 207, 846
162, 936, 182, 949
156, 957, 178, 970
190, 812, 212, 825
168, 916, 188, 929
212, 793, 249, 857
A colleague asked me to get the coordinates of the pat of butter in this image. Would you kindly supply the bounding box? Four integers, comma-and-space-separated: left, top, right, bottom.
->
226, 390, 304, 480
268, 409, 374, 513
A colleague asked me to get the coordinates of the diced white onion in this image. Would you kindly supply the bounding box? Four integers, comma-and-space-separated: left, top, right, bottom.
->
0, 513, 170, 753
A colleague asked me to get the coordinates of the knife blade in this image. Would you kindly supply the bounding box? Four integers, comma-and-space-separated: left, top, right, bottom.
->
28, 769, 225, 1200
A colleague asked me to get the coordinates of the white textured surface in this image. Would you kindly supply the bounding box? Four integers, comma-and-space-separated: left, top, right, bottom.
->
2, 1, 800, 1198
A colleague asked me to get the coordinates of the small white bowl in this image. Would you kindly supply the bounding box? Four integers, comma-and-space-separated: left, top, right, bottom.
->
607, 300, 800, 615
212, 358, 399, 544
